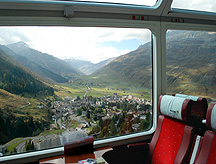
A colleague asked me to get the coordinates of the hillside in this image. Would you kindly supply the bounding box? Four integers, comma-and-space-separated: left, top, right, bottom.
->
0, 89, 28, 109
0, 49, 54, 95
6, 42, 83, 80
65, 57, 115, 75
166, 31, 216, 96
91, 31, 216, 97
0, 45, 68, 83
91, 42, 152, 88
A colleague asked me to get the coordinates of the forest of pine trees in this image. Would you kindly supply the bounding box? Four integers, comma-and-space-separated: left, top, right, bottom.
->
0, 108, 49, 145
0, 51, 54, 96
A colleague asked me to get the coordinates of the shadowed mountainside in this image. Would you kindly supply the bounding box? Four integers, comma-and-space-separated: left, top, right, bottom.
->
91, 31, 216, 97
6, 42, 83, 82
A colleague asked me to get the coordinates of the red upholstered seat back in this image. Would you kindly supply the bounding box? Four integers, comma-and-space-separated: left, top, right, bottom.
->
194, 103, 216, 164
151, 116, 185, 164
206, 135, 216, 164
149, 95, 195, 164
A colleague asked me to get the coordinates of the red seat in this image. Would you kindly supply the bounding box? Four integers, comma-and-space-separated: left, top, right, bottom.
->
194, 103, 216, 164
126, 95, 196, 164
149, 95, 196, 164
103, 95, 202, 164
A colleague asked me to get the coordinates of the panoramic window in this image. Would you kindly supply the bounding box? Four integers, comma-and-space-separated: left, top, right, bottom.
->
61, 0, 157, 6
0, 27, 152, 155
166, 30, 216, 102
172, 0, 216, 13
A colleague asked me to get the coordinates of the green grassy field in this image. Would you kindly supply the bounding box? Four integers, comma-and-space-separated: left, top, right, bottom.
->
39, 129, 66, 136
5, 138, 23, 146
58, 78, 152, 100
6, 138, 29, 152
0, 89, 28, 110
54, 84, 85, 98
68, 119, 81, 129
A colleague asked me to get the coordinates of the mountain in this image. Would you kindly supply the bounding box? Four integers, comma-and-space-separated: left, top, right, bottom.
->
91, 42, 152, 88
91, 31, 216, 97
0, 48, 54, 95
6, 42, 83, 80
0, 45, 68, 83
65, 57, 115, 75
0, 89, 28, 109
166, 31, 216, 96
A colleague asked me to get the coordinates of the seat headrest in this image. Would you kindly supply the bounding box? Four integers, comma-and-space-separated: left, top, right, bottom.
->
206, 103, 216, 130
159, 95, 192, 122
173, 94, 207, 119
174, 94, 199, 101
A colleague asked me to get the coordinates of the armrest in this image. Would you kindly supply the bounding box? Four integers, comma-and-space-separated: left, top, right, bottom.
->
127, 142, 149, 149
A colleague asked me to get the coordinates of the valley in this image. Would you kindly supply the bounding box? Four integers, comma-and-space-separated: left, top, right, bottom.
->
0, 30, 216, 156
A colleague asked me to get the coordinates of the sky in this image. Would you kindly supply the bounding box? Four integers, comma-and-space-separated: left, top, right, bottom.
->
0, 0, 215, 63
0, 27, 151, 64
172, 0, 216, 12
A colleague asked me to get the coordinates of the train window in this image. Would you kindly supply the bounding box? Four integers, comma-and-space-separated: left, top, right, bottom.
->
0, 26, 152, 156
172, 0, 216, 13
55, 0, 157, 6
166, 30, 216, 102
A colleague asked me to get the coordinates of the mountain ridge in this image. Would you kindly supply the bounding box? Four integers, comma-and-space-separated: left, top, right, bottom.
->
6, 42, 83, 80
0, 45, 68, 83
65, 57, 115, 75
91, 31, 216, 97
0, 48, 54, 95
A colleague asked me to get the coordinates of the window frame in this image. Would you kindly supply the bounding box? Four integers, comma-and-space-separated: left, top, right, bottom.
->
161, 22, 216, 99
0, 1, 162, 163
0, 24, 160, 164
0, 0, 216, 163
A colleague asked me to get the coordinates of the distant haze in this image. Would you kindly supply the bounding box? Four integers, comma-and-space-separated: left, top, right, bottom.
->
0, 27, 150, 64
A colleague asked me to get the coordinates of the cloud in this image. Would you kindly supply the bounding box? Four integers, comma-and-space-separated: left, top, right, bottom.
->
1, 0, 214, 64
0, 27, 150, 63
95, 28, 150, 43
0, 27, 30, 45
172, 0, 216, 12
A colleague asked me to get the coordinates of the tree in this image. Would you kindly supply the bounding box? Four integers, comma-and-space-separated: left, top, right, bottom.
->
98, 127, 109, 138
88, 125, 101, 135
25, 139, 35, 151
13, 117, 28, 137
110, 120, 117, 136
118, 113, 125, 128
77, 108, 82, 116
13, 147, 17, 154
120, 122, 132, 134
77, 95, 80, 100
99, 118, 103, 128
133, 117, 140, 124
140, 111, 152, 131
86, 110, 90, 119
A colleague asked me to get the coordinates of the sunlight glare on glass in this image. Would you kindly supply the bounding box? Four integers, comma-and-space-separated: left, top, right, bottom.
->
172, 0, 216, 13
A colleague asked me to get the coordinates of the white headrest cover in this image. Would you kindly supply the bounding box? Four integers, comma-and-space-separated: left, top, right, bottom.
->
175, 94, 199, 101
160, 95, 186, 120
210, 105, 216, 130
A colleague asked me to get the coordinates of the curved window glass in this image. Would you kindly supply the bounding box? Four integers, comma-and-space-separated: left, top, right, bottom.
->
0, 26, 152, 155
56, 0, 157, 6
172, 0, 216, 13
166, 30, 216, 102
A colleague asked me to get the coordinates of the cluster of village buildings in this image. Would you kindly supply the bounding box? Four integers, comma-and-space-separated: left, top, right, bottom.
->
0, 94, 152, 153
51, 94, 152, 124
32, 94, 152, 150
